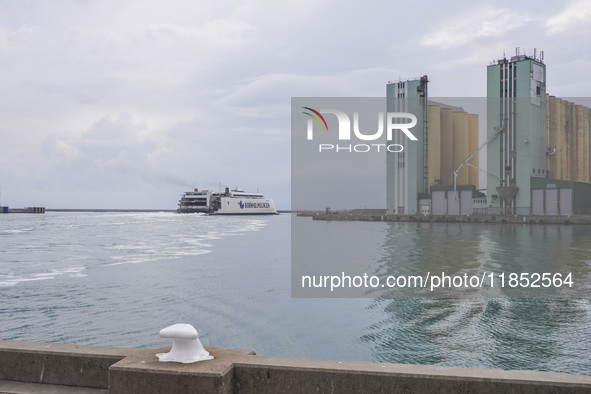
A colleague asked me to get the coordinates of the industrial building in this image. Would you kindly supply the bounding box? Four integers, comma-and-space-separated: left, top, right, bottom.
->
385, 77, 429, 216
385, 77, 480, 215
386, 48, 591, 216
486, 49, 591, 216
546, 95, 591, 184
486, 49, 548, 214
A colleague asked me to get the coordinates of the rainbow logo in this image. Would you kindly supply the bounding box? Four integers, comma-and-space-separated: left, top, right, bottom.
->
302, 107, 329, 131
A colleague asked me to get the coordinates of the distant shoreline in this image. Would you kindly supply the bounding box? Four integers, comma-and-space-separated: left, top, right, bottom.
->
37, 209, 294, 213
45, 208, 176, 212
298, 210, 591, 225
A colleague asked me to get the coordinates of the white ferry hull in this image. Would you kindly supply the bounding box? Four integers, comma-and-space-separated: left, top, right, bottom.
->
212, 197, 277, 215
178, 187, 277, 215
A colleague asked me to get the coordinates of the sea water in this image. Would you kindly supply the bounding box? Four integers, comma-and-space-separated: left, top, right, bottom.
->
1, 212, 590, 375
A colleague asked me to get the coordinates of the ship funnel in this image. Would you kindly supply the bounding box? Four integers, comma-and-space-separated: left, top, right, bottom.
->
156, 323, 214, 364
495, 186, 519, 204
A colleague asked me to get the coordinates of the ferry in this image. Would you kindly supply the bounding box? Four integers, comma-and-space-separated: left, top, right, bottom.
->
177, 187, 277, 215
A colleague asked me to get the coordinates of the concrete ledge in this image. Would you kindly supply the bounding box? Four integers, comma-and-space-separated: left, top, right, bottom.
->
233, 356, 591, 394
108, 347, 254, 394
0, 380, 107, 394
1, 340, 591, 393
0, 341, 132, 389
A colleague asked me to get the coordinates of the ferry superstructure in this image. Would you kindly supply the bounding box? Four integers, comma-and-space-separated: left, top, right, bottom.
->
177, 187, 277, 215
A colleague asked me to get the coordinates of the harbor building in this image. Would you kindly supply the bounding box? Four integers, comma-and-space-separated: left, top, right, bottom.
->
427, 103, 479, 189
386, 49, 591, 216
486, 49, 591, 216
546, 95, 591, 184
486, 49, 547, 214
386, 77, 480, 215
385, 76, 429, 215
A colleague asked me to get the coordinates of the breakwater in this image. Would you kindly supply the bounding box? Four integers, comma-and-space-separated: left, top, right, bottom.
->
299, 211, 591, 225
1, 340, 590, 393
1, 207, 45, 214
45, 209, 175, 213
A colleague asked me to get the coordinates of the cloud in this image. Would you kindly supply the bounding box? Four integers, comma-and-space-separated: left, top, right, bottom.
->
546, 0, 591, 34
146, 20, 257, 48
38, 113, 196, 191
420, 6, 533, 49
1, 0, 590, 209
216, 68, 405, 112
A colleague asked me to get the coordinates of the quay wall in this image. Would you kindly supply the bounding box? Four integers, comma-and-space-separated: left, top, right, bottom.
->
1, 340, 591, 393
302, 212, 591, 225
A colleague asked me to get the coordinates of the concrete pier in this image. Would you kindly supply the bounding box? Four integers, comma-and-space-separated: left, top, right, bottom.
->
0, 207, 45, 214
1, 340, 590, 393
300, 211, 591, 225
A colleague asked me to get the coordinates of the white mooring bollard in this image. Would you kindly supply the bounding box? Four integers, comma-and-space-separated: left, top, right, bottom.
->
156, 323, 214, 363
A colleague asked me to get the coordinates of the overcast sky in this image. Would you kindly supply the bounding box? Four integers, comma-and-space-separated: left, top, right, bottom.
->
1, 0, 590, 209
